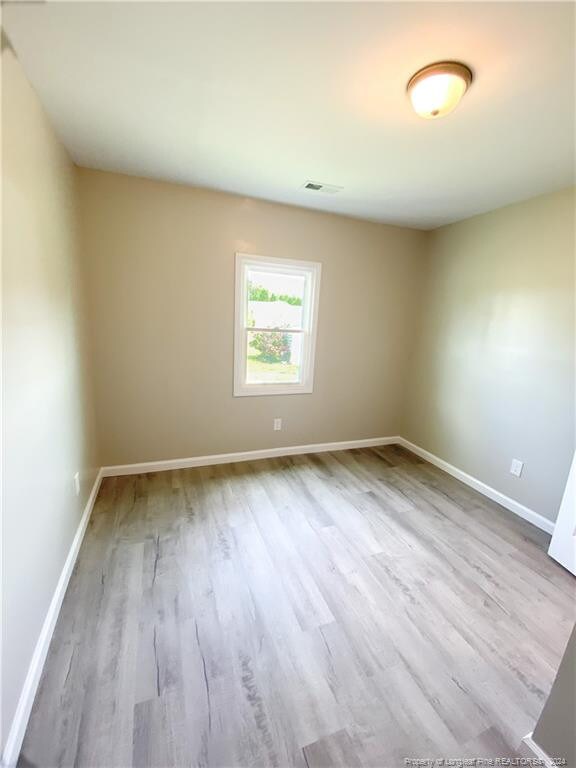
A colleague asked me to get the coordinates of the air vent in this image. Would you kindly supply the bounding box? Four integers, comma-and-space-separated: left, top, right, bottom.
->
302, 181, 343, 195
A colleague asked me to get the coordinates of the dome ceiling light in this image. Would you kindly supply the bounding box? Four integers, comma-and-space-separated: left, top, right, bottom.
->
407, 61, 473, 119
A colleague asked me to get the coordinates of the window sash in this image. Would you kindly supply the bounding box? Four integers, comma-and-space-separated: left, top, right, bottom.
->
242, 328, 308, 384
234, 253, 321, 397
244, 328, 306, 385
247, 326, 304, 333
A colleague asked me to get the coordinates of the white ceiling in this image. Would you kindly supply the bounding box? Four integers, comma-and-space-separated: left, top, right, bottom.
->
4, 1, 575, 229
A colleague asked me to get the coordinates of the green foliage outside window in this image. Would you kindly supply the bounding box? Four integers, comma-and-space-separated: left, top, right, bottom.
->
250, 331, 291, 363
248, 282, 302, 306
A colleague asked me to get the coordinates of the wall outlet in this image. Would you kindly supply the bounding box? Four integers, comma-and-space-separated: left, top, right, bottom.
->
74, 472, 80, 496
510, 459, 524, 478
273, 418, 282, 431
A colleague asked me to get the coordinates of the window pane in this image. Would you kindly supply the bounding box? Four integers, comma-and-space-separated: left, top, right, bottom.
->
246, 330, 303, 384
246, 268, 305, 330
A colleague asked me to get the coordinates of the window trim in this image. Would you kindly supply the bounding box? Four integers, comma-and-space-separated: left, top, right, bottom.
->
233, 252, 322, 397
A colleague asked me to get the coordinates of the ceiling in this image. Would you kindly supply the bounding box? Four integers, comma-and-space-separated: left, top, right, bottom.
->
4, 1, 575, 229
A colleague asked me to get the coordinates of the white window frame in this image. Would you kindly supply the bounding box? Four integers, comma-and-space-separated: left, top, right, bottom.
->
234, 252, 322, 397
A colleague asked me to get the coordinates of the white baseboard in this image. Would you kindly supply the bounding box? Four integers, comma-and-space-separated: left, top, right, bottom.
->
397, 437, 555, 535
100, 436, 401, 477
1, 469, 103, 768
519, 732, 559, 768
101, 436, 554, 533
101, 435, 553, 534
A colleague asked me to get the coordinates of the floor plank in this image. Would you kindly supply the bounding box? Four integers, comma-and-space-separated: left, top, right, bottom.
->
19, 447, 575, 767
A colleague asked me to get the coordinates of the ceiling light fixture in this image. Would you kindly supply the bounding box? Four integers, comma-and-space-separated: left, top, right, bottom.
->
407, 61, 473, 119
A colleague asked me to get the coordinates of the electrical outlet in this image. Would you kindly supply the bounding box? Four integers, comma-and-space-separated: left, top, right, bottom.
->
74, 472, 80, 495
510, 459, 524, 478
273, 418, 282, 431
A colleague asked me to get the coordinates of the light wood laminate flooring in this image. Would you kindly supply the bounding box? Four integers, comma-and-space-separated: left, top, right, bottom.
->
20, 446, 576, 767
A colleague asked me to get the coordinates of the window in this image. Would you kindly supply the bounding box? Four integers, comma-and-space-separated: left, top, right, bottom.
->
234, 253, 321, 396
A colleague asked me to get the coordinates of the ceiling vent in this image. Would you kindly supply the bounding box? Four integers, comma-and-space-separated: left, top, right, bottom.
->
302, 181, 343, 195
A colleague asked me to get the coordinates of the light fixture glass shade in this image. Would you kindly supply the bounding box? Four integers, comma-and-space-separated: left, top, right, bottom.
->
407, 62, 472, 119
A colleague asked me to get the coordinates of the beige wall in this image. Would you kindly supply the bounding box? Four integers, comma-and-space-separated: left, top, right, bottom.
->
404, 188, 575, 522
77, 168, 426, 466
77, 169, 574, 524
1, 46, 99, 750
532, 625, 576, 765
3, 39, 575, 767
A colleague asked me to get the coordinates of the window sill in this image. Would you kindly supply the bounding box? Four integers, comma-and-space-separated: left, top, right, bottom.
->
233, 383, 314, 397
